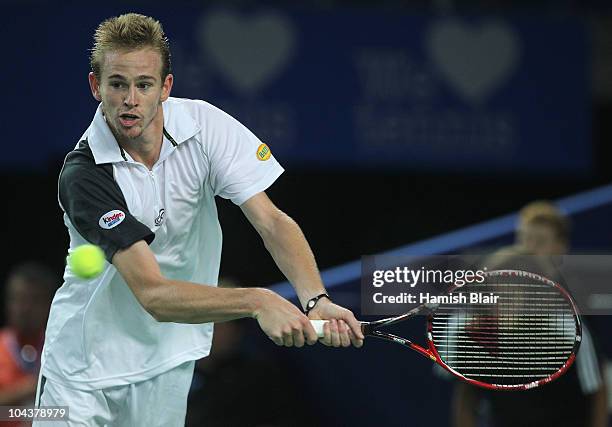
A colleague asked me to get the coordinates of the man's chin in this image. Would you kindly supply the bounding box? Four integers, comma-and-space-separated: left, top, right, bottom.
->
108, 121, 142, 142
123, 127, 143, 140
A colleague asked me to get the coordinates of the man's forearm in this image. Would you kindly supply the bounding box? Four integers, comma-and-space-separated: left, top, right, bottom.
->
239, 193, 364, 347
114, 240, 276, 324
142, 279, 266, 323
259, 212, 326, 309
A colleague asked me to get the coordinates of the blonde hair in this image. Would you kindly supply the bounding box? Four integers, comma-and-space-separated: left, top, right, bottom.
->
518, 200, 570, 244
90, 13, 171, 80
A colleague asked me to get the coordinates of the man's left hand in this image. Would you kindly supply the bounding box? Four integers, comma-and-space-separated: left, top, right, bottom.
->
307, 298, 364, 348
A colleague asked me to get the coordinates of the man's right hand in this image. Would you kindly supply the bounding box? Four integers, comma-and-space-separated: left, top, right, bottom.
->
252, 288, 318, 347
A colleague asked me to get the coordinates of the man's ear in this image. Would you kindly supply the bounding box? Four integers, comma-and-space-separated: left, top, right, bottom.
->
160, 73, 173, 102
88, 72, 102, 102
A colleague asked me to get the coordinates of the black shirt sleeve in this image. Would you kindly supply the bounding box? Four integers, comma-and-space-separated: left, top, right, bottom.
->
58, 140, 154, 262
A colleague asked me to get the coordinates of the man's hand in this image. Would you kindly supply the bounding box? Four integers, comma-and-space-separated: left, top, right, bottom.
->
253, 288, 319, 347
307, 298, 364, 348
241, 194, 364, 348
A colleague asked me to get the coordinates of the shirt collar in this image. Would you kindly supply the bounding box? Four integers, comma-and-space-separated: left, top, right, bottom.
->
84, 98, 200, 165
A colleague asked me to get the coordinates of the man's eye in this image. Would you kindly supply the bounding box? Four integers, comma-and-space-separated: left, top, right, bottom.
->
110, 82, 125, 89
138, 83, 152, 89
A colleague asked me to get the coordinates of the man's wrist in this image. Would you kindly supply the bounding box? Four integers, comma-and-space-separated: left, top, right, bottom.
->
246, 287, 270, 319
303, 293, 331, 315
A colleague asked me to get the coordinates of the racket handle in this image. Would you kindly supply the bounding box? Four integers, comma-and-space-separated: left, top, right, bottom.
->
310, 319, 328, 338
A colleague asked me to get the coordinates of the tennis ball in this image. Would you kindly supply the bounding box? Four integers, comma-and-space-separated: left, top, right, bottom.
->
68, 244, 105, 279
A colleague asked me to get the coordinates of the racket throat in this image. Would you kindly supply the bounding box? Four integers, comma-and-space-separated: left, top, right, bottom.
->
370, 331, 436, 361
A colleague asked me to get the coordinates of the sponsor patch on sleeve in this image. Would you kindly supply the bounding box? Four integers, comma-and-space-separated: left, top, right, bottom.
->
256, 143, 271, 161
99, 210, 126, 229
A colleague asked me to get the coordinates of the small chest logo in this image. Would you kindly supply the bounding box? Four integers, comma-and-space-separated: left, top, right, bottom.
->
256, 143, 271, 161
154, 208, 165, 227
99, 210, 125, 229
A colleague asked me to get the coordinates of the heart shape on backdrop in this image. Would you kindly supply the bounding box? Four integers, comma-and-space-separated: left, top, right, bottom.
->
427, 19, 521, 105
198, 10, 297, 94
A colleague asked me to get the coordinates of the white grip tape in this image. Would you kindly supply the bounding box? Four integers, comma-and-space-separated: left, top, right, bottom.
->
310, 319, 328, 338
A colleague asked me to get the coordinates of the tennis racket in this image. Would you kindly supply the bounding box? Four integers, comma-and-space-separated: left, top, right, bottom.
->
311, 269, 581, 390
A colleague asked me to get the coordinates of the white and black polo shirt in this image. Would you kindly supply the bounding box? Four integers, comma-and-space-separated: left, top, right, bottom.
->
41, 97, 283, 390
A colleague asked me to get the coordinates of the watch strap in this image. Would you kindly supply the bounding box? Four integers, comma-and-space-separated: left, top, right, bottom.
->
304, 293, 331, 315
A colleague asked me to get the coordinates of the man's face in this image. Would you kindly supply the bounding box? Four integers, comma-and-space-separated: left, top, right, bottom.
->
517, 222, 567, 256
88, 48, 173, 142
6, 276, 51, 334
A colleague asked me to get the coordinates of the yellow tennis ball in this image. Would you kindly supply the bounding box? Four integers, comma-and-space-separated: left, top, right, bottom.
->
68, 244, 105, 279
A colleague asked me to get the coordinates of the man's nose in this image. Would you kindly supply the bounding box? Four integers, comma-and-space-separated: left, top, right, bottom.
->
124, 85, 139, 107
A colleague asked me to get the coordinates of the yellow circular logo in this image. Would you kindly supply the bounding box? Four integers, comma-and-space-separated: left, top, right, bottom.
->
256, 143, 271, 161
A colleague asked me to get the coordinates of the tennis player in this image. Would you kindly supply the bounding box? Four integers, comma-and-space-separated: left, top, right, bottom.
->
34, 13, 363, 426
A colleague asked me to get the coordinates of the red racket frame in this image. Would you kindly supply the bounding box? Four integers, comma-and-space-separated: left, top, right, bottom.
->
362, 270, 582, 391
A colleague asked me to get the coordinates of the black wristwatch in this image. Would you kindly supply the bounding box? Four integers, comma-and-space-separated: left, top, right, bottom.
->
304, 293, 331, 315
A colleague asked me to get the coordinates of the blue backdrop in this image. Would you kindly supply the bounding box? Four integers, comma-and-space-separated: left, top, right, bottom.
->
0, 5, 590, 173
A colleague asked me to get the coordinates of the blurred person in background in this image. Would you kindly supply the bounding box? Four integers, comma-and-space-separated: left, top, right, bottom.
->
452, 201, 608, 427
516, 200, 570, 256
0, 262, 57, 426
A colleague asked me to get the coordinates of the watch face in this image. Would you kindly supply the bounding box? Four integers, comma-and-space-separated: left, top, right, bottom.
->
307, 300, 315, 309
